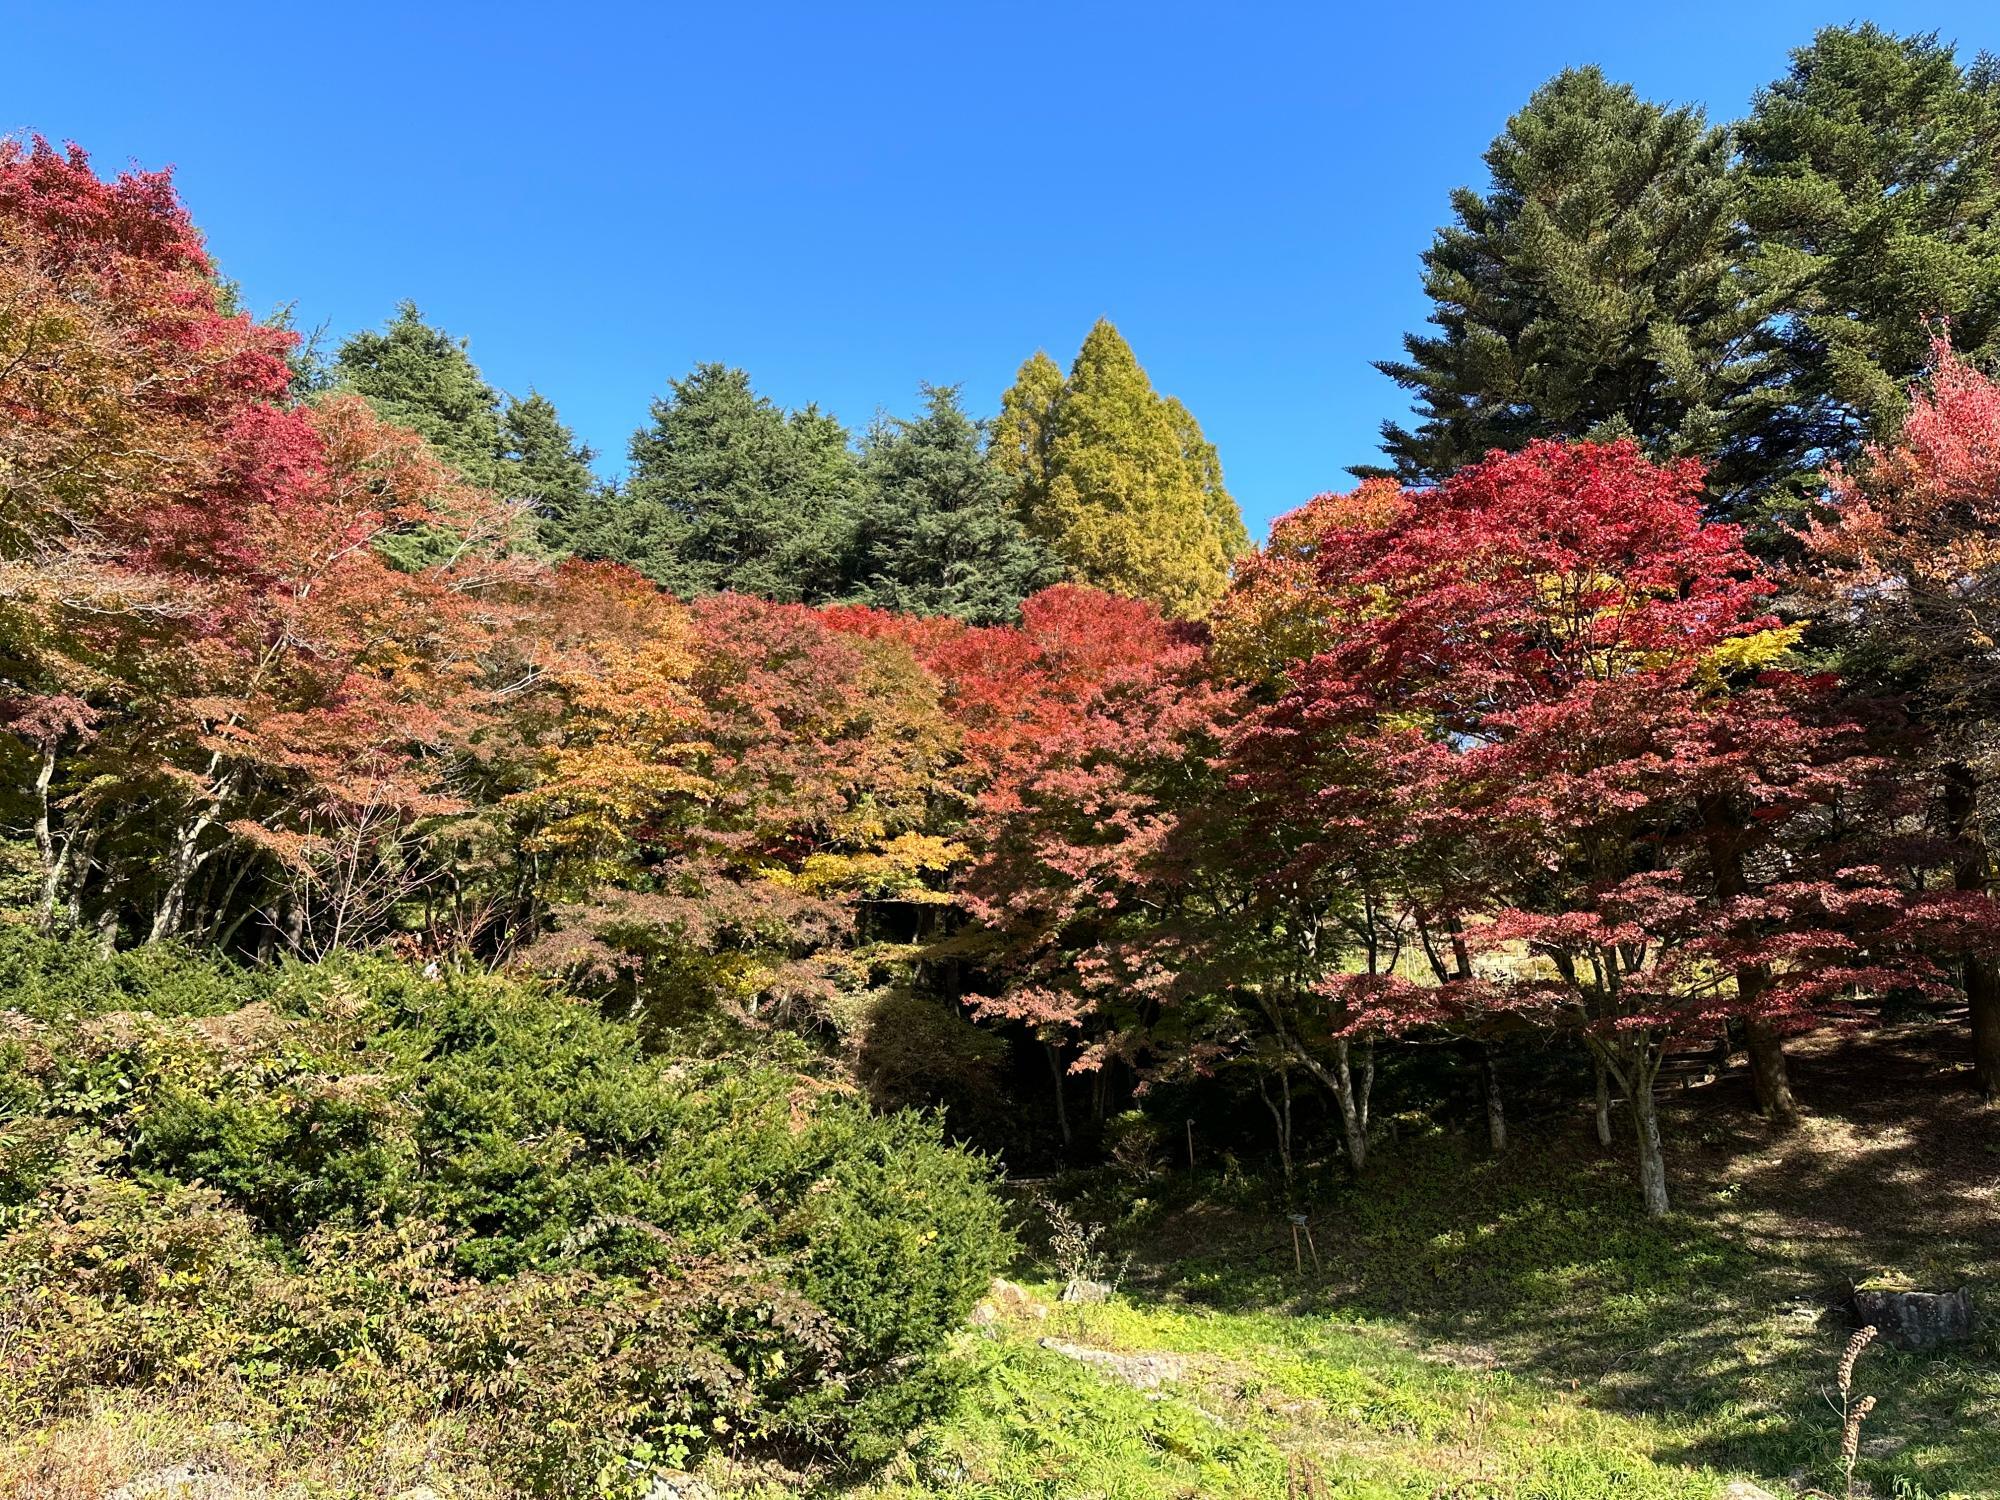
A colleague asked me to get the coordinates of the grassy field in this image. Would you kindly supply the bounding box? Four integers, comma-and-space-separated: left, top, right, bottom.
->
839, 1019, 1998, 1500
846, 1284, 1743, 1499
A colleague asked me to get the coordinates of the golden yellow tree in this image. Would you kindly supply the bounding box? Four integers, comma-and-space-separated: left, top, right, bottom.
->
993, 321, 1247, 618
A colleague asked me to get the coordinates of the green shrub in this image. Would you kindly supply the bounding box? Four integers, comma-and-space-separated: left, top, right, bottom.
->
0, 925, 263, 1020
0, 937, 1013, 1486
0, 1160, 254, 1421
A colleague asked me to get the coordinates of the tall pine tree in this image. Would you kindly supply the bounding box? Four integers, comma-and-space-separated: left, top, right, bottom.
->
335, 302, 508, 487
1368, 69, 1776, 515
564, 364, 859, 601
992, 321, 1247, 618
839, 384, 1060, 623
336, 303, 597, 539
503, 391, 601, 547
1740, 25, 2000, 506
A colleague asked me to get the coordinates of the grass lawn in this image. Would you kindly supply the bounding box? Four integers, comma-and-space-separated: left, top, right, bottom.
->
847, 1284, 1744, 1498
844, 1019, 1998, 1500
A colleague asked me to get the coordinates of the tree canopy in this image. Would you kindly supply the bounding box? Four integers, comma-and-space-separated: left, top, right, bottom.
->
994, 321, 1249, 618
1368, 69, 1776, 515
557, 363, 859, 601
838, 383, 1060, 623
1740, 24, 2000, 508
335, 301, 598, 546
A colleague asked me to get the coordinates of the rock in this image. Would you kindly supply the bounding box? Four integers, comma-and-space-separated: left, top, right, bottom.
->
107, 1468, 244, 1500
391, 1488, 447, 1500
643, 1476, 716, 1500
1039, 1337, 1186, 1390
1851, 1286, 1975, 1350
971, 1276, 1046, 1325
1060, 1277, 1113, 1304
1720, 1483, 1779, 1500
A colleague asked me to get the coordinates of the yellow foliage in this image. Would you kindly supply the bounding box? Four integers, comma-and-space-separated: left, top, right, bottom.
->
1703, 622, 1805, 676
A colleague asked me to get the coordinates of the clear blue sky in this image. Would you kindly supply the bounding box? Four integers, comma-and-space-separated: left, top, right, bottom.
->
5, 2, 1998, 538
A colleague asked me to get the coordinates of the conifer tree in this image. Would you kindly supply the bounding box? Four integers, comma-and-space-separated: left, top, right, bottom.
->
565, 364, 859, 602
990, 350, 1063, 494
336, 304, 597, 540
993, 321, 1247, 618
503, 391, 600, 545
1368, 70, 1775, 515
1740, 25, 2000, 507
335, 302, 508, 488
1166, 394, 1251, 562
839, 384, 1060, 623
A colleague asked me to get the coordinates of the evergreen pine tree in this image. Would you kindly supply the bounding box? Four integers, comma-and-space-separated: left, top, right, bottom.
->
565, 364, 859, 601
335, 302, 508, 488
1368, 69, 1775, 515
503, 391, 601, 545
993, 321, 1247, 618
1740, 25, 2000, 504
840, 385, 1060, 623
336, 304, 597, 531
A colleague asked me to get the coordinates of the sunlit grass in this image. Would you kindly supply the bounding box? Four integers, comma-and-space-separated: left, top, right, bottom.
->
844, 1281, 1735, 1499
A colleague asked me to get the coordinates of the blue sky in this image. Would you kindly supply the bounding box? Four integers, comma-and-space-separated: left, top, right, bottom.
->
5, 2, 1998, 538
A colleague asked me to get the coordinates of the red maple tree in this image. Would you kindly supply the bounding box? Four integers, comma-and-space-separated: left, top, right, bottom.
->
1805, 341, 2000, 1098
1238, 442, 1918, 1212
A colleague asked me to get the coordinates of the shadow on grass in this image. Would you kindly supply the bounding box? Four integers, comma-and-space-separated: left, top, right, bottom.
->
1118, 1021, 2000, 1497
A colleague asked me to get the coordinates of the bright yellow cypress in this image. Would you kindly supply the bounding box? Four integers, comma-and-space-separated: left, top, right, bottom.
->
994, 321, 1246, 618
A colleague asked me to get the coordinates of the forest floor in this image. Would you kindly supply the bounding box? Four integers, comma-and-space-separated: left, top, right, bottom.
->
840, 1019, 1999, 1499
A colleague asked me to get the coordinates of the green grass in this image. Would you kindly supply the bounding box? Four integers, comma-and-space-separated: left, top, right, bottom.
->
1118, 1155, 1995, 1498
9, 1009, 1988, 1500
837, 1023, 1999, 1500
840, 1283, 1735, 1498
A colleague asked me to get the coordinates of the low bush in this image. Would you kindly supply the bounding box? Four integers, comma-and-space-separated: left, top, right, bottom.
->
0, 938, 1012, 1492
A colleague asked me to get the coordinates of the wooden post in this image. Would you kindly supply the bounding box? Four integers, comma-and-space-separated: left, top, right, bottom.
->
1185, 1118, 1195, 1172
1289, 1213, 1318, 1274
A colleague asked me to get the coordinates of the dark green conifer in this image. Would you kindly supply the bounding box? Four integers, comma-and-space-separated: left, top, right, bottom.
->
1740, 24, 2000, 509
1369, 69, 1776, 517
841, 385, 1060, 623
566, 364, 859, 601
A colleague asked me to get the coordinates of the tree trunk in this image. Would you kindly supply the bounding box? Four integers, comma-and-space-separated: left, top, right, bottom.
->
1256, 1062, 1294, 1188
1593, 1053, 1614, 1148
1743, 1014, 1801, 1128
1045, 1041, 1073, 1156
1701, 796, 1800, 1125
61, 823, 101, 930
150, 812, 215, 943
1969, 955, 2000, 1103
1628, 1066, 1670, 1217
1257, 988, 1371, 1174
93, 903, 119, 959
1280, 1063, 1293, 1177
1358, 1039, 1374, 1137
1944, 765, 2000, 1100
1480, 1042, 1507, 1155
1597, 1038, 1668, 1215
32, 743, 70, 930
1329, 1037, 1368, 1174
1285, 1035, 1369, 1174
